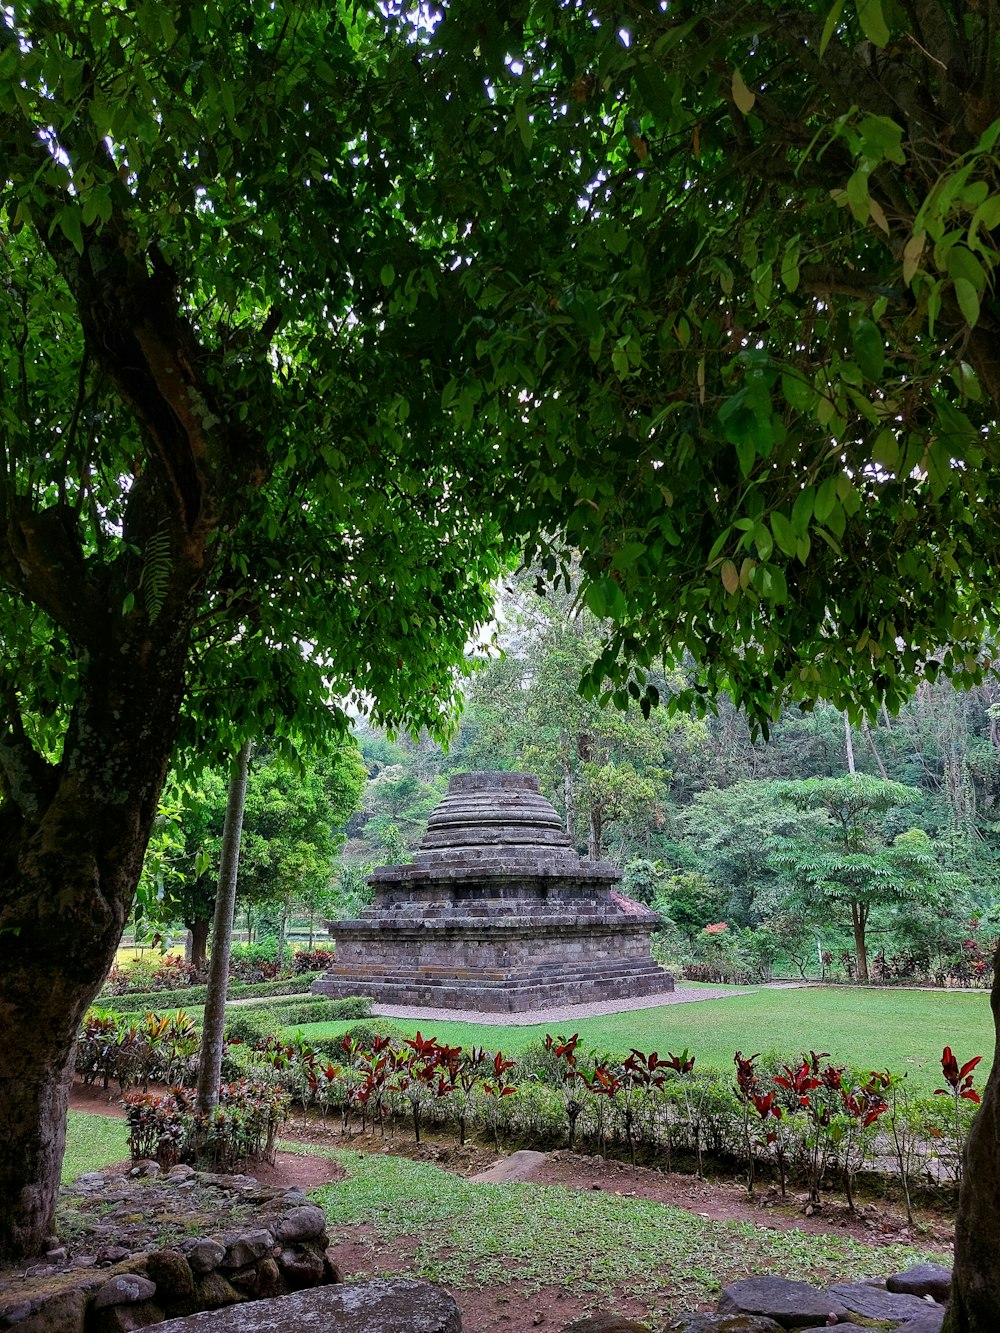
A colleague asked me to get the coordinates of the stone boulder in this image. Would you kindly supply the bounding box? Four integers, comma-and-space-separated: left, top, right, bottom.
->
830, 1281, 943, 1324
153, 1279, 461, 1332
717, 1276, 849, 1328
886, 1264, 952, 1303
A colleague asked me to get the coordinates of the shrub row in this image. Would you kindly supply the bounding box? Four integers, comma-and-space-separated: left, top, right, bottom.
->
104, 973, 326, 1016
101, 946, 335, 998
77, 1005, 980, 1218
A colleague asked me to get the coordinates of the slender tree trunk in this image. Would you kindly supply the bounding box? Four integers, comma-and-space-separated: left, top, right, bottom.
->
943, 940, 1000, 1332
196, 739, 251, 1117
851, 902, 869, 983
843, 711, 856, 775
862, 718, 889, 779
276, 901, 288, 973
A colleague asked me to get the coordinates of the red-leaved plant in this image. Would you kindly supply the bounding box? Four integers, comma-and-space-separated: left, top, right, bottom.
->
934, 1045, 983, 1181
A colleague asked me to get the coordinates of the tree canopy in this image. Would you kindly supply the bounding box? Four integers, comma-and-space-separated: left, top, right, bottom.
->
384, 0, 1000, 728
4, 1, 1000, 1324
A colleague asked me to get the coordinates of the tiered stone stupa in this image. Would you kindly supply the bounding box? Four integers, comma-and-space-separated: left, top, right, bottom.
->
312, 771, 674, 1013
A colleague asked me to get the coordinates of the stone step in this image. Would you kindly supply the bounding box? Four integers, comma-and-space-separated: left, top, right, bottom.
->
154, 1279, 461, 1332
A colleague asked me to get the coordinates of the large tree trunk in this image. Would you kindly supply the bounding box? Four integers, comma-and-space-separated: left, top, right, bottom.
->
0, 643, 191, 1261
186, 917, 211, 976
943, 941, 1000, 1332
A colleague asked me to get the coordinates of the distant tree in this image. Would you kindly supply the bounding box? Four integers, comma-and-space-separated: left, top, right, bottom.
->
769, 776, 946, 983
682, 782, 827, 925
236, 742, 366, 967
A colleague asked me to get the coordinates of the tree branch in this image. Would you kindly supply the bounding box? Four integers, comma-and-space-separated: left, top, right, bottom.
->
0, 686, 56, 819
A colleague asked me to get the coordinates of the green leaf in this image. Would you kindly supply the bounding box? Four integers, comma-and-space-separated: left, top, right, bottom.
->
514, 96, 533, 152
56, 204, 84, 255
380, 263, 395, 286
851, 317, 885, 382
947, 246, 987, 292
791, 488, 814, 534
770, 510, 797, 557
720, 560, 739, 594
872, 428, 899, 471
954, 277, 980, 328
814, 477, 838, 524
754, 522, 773, 562
855, 0, 889, 46
780, 239, 800, 293
819, 0, 846, 56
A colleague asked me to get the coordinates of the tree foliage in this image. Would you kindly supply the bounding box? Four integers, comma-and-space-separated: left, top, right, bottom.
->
769, 774, 944, 982
392, 0, 1000, 730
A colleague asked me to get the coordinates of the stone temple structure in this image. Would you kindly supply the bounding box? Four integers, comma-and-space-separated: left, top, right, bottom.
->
312, 771, 674, 1013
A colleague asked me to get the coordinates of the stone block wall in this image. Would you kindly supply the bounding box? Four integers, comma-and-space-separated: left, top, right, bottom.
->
0, 1167, 338, 1333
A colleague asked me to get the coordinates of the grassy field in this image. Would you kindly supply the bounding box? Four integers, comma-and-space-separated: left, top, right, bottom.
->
292, 985, 996, 1095
63, 1111, 130, 1183
306, 1145, 947, 1317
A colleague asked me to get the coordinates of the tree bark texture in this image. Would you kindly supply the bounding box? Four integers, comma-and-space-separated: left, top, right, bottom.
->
944, 942, 1000, 1332
0, 635, 192, 1260
186, 918, 211, 977
196, 740, 251, 1118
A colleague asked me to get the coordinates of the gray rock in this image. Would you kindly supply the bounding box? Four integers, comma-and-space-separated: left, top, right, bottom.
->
666, 1316, 783, 1332
92, 1276, 157, 1310
718, 1276, 848, 1328
167, 1165, 196, 1180
887, 1263, 952, 1302
129, 1161, 160, 1179
220, 1230, 274, 1270
273, 1205, 327, 1243
152, 1279, 460, 1331
275, 1247, 325, 1290
470, 1150, 549, 1183
89, 1300, 165, 1332
831, 1281, 941, 1322
180, 1238, 226, 1274
897, 1313, 946, 1333
145, 1249, 195, 1305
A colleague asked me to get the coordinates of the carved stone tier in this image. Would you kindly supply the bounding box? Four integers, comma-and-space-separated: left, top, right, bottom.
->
312, 771, 674, 1014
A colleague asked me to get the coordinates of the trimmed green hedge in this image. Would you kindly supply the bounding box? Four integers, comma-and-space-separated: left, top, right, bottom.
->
225, 996, 373, 1044
101, 973, 324, 1016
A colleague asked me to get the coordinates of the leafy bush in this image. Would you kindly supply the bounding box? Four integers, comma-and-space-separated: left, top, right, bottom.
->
224, 995, 371, 1045
309, 1018, 402, 1059
291, 946, 335, 974
121, 1079, 289, 1170
227, 941, 283, 983
102, 955, 199, 995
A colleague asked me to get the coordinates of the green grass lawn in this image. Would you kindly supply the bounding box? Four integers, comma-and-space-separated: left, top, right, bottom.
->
291, 986, 995, 1095
303, 1145, 948, 1317
63, 1111, 130, 1183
